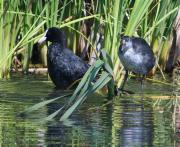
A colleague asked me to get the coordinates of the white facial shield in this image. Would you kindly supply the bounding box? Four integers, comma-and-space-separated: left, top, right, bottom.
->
38, 29, 48, 44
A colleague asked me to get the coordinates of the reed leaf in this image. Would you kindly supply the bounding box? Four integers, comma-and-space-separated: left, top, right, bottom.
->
90, 71, 111, 93
100, 49, 114, 76
0, 5, 47, 76
59, 14, 99, 28
125, 0, 153, 36
145, 6, 179, 37
60, 92, 87, 121
67, 59, 104, 106
60, 71, 111, 121
41, 106, 64, 122
0, 20, 46, 69
21, 94, 70, 116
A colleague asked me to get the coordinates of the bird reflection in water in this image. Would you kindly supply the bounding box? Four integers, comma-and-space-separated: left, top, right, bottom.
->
119, 97, 154, 147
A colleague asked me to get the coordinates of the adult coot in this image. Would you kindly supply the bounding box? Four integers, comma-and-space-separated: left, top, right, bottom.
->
118, 36, 155, 92
38, 27, 89, 89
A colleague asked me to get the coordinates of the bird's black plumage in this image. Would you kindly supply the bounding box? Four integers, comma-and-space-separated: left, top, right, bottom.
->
118, 36, 155, 92
38, 27, 89, 89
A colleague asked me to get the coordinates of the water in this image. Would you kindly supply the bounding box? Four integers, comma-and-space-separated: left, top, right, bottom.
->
0, 73, 178, 146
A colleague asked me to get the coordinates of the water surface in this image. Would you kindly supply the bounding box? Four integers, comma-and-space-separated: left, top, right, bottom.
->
0, 74, 178, 146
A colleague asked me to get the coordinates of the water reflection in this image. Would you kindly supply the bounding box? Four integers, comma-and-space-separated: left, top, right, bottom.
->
119, 97, 153, 147
0, 75, 176, 146
44, 93, 154, 146
45, 91, 110, 146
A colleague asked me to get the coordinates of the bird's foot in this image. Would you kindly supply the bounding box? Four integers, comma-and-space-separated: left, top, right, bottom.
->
115, 88, 134, 96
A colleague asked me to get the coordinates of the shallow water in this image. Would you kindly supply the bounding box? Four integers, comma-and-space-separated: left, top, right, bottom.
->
0, 73, 179, 146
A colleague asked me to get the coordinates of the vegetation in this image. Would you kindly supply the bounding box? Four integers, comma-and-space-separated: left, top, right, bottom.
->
0, 0, 180, 120
0, 0, 179, 77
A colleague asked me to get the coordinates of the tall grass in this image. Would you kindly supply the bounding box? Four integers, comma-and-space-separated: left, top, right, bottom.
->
147, 0, 180, 71
0, 1, 47, 77
0, 1, 179, 79
13, 0, 179, 120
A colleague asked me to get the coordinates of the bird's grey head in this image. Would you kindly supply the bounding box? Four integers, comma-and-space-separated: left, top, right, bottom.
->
119, 36, 133, 53
38, 27, 67, 48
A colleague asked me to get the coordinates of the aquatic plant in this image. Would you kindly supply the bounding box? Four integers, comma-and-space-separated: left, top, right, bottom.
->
0, 0, 179, 120
0, 1, 179, 78
22, 58, 113, 121
0, 0, 47, 77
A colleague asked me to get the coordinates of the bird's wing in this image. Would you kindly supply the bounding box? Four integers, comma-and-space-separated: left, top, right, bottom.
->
132, 38, 150, 52
55, 49, 88, 80
132, 38, 155, 68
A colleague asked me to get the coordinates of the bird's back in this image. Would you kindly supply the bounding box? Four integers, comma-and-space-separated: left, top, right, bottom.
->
132, 38, 155, 72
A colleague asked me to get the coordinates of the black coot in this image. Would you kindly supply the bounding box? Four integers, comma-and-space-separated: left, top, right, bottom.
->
118, 36, 155, 92
38, 27, 89, 89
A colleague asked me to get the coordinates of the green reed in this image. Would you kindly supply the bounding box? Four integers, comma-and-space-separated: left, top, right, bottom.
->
18, 0, 180, 121
0, 0, 179, 79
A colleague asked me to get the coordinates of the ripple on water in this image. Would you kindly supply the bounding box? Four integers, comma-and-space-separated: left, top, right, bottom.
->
0, 75, 176, 146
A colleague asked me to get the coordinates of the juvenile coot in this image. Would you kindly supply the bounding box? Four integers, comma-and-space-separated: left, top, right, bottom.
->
38, 27, 89, 89
118, 36, 155, 92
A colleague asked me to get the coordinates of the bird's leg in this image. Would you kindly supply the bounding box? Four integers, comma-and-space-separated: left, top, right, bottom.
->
120, 70, 128, 91
140, 75, 145, 90
140, 75, 146, 99
116, 70, 134, 95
